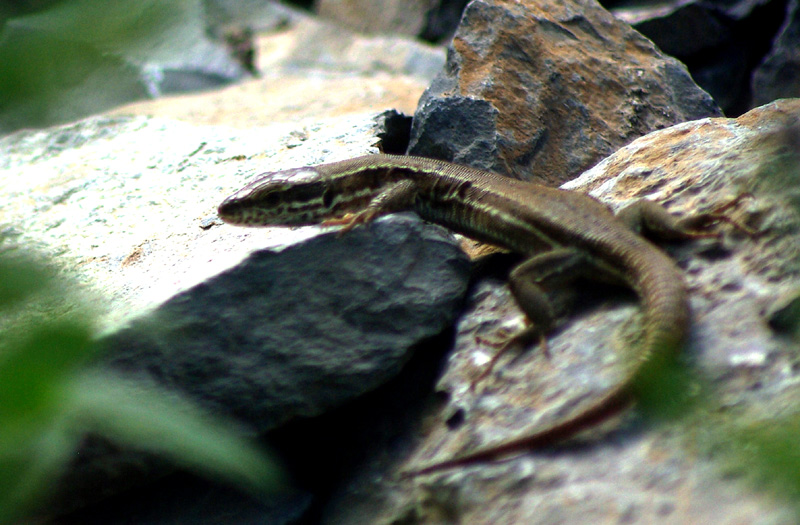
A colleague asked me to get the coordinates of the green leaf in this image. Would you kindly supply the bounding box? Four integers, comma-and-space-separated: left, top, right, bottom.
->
0, 322, 96, 435
67, 372, 288, 495
0, 253, 53, 312
0, 250, 287, 522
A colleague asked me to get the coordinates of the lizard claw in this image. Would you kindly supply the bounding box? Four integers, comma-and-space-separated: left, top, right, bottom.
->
322, 208, 379, 236
679, 193, 758, 237
470, 326, 547, 392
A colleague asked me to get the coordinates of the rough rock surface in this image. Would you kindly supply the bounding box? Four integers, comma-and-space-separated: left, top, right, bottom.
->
408, 0, 721, 186
336, 99, 800, 525
0, 112, 404, 327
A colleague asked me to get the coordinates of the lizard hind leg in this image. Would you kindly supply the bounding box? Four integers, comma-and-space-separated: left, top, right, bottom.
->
471, 248, 592, 390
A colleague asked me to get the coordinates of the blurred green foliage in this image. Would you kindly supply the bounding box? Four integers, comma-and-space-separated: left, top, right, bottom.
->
633, 340, 800, 516
0, 248, 286, 523
729, 417, 800, 506
0, 0, 207, 133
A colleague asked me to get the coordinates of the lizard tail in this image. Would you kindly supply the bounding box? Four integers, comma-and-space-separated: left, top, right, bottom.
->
403, 247, 689, 478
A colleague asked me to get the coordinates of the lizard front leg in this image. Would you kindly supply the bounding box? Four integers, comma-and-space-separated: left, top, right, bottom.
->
616, 195, 754, 241
322, 179, 418, 234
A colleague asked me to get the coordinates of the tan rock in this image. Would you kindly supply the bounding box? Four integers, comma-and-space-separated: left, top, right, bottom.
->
317, 0, 439, 37
409, 0, 721, 185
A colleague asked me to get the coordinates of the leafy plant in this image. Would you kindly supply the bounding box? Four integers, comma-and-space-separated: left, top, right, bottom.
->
0, 249, 287, 523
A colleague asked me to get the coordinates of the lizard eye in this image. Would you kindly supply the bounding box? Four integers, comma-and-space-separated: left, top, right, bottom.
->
256, 190, 280, 207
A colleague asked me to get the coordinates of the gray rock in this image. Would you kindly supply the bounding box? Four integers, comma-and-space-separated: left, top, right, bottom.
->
752, 0, 800, 106
51, 213, 469, 520
613, 0, 790, 115
282, 15, 446, 80
613, 0, 731, 58
104, 214, 469, 432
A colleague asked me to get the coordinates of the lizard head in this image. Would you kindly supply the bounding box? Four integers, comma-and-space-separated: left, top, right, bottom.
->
217, 166, 377, 227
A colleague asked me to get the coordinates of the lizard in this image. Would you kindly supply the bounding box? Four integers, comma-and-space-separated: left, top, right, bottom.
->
217, 153, 741, 476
